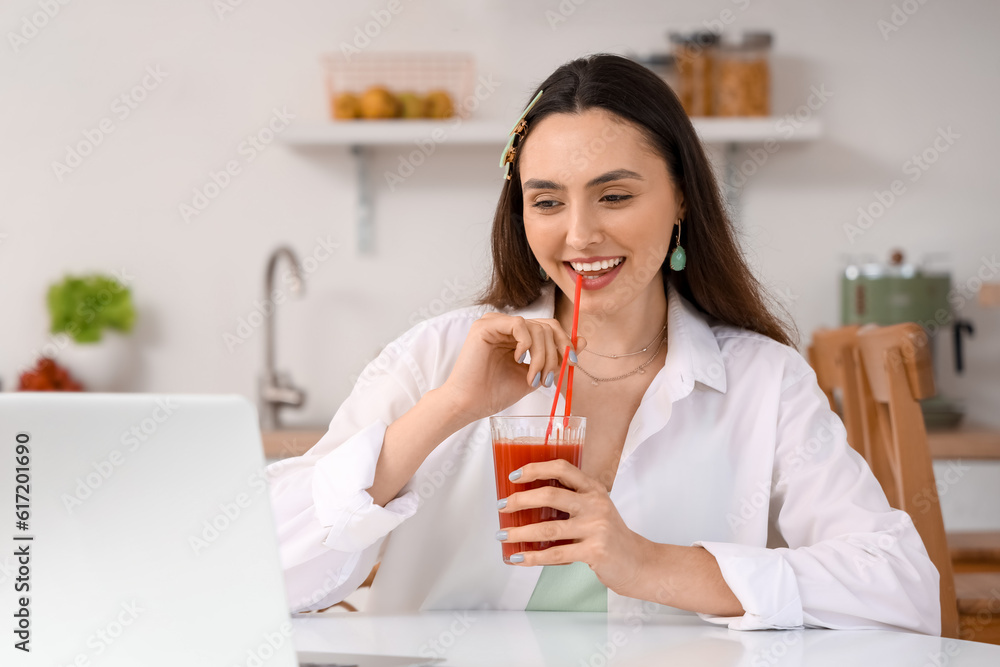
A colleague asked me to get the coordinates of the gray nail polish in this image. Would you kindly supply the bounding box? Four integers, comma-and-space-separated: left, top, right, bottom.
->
543, 371, 554, 387
497, 498, 507, 509
509, 469, 522, 481
531, 372, 541, 388
509, 554, 525, 563
495, 530, 508, 541
518, 351, 527, 364
569, 350, 578, 364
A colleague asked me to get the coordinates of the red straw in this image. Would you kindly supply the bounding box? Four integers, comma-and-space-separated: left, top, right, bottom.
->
544, 346, 571, 445
564, 273, 583, 422
544, 274, 583, 444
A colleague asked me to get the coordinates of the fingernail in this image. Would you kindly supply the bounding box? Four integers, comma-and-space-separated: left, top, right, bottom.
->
569, 350, 578, 364
495, 530, 508, 541
509, 554, 525, 563
508, 469, 522, 481
497, 498, 508, 509
518, 351, 527, 364
531, 372, 541, 388
543, 371, 554, 387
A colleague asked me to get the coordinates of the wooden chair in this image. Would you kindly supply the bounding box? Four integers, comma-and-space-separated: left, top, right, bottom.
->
809, 325, 864, 455
854, 324, 1000, 643
812, 326, 1000, 562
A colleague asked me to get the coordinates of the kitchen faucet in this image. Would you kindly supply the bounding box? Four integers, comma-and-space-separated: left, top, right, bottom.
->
259, 246, 306, 430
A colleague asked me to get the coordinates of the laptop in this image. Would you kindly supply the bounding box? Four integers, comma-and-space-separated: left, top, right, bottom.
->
0, 393, 438, 667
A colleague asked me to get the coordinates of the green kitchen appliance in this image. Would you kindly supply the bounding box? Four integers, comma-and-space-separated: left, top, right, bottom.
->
841, 250, 972, 427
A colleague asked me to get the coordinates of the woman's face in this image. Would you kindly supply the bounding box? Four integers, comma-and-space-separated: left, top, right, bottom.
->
518, 108, 684, 317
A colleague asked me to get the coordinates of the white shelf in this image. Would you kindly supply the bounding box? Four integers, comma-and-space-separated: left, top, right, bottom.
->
693, 117, 823, 143
283, 117, 822, 147
283, 117, 823, 253
283, 120, 508, 146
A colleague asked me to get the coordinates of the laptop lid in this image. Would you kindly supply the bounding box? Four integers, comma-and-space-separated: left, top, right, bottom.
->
0, 393, 298, 667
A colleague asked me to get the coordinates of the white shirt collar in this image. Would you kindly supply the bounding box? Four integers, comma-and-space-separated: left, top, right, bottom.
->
515, 280, 728, 395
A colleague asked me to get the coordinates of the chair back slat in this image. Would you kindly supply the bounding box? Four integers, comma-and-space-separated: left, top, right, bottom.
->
810, 325, 864, 457
856, 323, 959, 638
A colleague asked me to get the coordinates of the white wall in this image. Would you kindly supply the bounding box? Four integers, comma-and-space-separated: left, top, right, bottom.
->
2, 0, 998, 430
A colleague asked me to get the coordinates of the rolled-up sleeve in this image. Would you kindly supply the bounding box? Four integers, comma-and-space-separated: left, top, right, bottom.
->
265, 331, 430, 612
694, 367, 941, 635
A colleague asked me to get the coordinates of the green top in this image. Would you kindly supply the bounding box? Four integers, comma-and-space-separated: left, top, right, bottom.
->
525, 562, 608, 612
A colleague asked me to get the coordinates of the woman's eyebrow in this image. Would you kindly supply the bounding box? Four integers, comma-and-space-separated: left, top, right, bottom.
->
523, 169, 644, 191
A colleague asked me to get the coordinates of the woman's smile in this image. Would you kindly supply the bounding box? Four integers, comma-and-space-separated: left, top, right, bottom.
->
564, 256, 626, 290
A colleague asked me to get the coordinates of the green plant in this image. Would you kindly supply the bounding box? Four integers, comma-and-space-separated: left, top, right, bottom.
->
47, 274, 136, 343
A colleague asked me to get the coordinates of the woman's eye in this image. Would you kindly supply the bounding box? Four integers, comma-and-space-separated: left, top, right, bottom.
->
602, 194, 632, 204
531, 200, 560, 209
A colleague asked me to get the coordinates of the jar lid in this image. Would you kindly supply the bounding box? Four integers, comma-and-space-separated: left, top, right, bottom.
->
743, 31, 773, 48
718, 30, 774, 50
668, 31, 720, 46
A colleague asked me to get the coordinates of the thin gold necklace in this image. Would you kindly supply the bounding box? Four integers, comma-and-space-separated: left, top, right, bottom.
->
581, 321, 668, 359
573, 336, 666, 386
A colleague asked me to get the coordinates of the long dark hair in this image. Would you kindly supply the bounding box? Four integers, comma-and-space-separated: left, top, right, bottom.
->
479, 53, 795, 347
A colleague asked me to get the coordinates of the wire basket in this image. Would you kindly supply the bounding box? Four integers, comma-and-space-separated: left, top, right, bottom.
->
322, 51, 477, 120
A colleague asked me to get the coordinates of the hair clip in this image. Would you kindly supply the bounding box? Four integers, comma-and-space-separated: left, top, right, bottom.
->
500, 89, 543, 180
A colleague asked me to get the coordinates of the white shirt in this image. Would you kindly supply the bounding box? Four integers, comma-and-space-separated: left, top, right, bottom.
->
266, 282, 940, 634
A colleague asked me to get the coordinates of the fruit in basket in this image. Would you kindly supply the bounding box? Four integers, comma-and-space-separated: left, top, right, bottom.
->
397, 91, 425, 119
359, 86, 400, 119
332, 92, 361, 120
424, 90, 454, 119
18, 357, 84, 391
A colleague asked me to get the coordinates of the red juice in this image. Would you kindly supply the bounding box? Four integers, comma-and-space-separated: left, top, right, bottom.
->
492, 436, 583, 563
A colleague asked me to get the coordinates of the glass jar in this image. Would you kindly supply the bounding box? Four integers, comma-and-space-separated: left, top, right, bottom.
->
633, 53, 679, 98
670, 32, 718, 117
715, 31, 772, 117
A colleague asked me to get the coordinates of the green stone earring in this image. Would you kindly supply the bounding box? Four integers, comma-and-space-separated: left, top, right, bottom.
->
539, 265, 549, 281
669, 218, 687, 271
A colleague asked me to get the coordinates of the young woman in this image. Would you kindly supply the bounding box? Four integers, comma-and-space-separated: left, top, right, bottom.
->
267, 54, 940, 634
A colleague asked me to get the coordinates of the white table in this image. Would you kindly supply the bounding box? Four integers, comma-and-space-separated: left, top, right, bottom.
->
291, 611, 1000, 666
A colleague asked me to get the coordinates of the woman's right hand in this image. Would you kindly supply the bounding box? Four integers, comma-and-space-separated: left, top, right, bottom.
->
438, 313, 586, 424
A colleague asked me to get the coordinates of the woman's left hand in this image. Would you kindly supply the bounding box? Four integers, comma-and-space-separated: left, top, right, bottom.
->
498, 459, 653, 594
